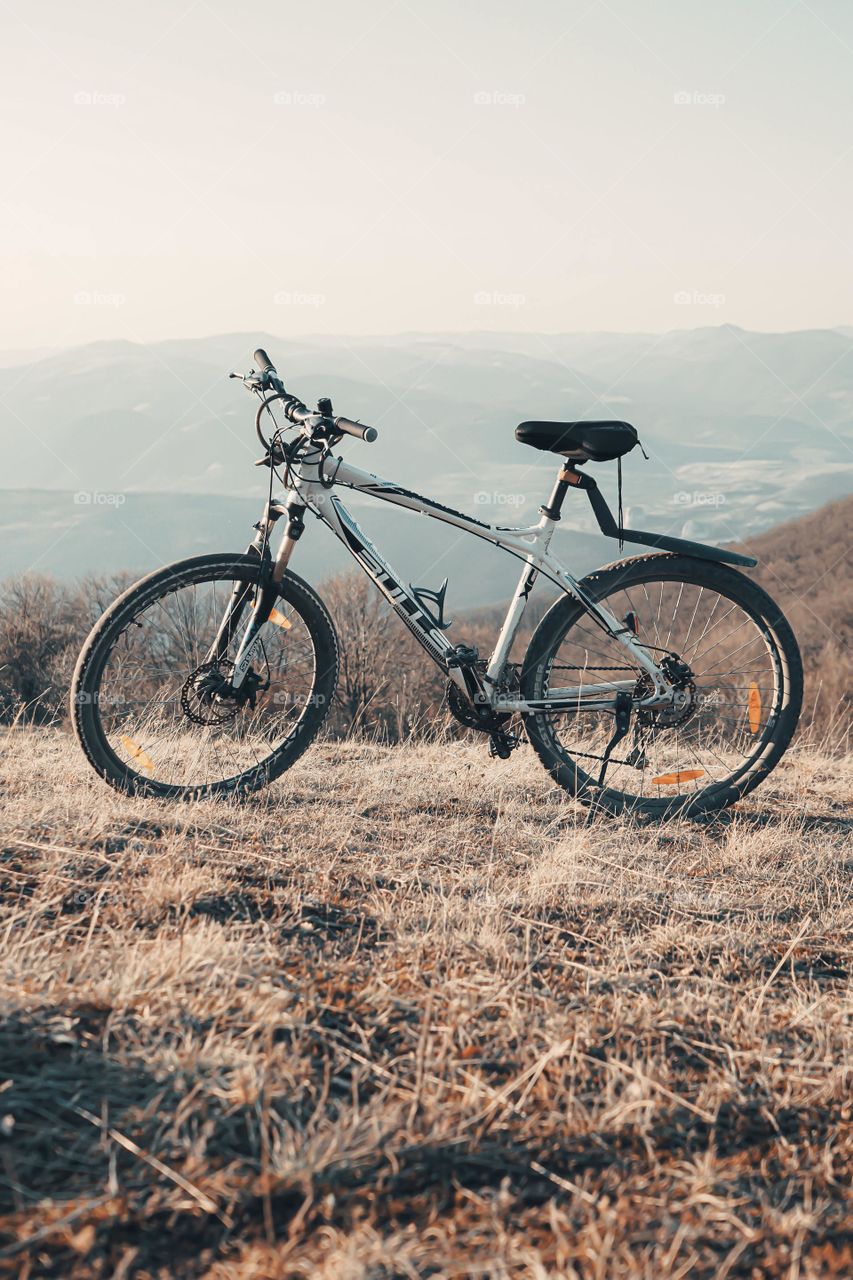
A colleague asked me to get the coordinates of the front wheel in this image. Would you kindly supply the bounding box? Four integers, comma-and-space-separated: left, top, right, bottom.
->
71, 553, 339, 799
521, 554, 803, 818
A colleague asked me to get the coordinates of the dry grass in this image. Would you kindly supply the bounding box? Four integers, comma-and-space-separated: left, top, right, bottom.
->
0, 729, 851, 1278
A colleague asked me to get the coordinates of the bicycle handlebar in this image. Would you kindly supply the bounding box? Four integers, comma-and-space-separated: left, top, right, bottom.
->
246, 347, 379, 443
287, 402, 314, 426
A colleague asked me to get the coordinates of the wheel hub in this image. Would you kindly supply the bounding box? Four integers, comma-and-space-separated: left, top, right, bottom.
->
180, 659, 261, 726
635, 655, 698, 730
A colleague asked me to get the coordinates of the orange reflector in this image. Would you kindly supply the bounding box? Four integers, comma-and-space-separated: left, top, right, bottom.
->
120, 734, 154, 772
253, 599, 291, 630
268, 606, 292, 630
651, 768, 705, 786
748, 682, 761, 734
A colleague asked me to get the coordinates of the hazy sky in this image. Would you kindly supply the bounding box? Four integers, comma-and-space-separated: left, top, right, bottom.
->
2, 0, 852, 347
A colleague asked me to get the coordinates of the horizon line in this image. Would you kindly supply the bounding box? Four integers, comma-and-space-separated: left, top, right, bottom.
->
4, 320, 853, 361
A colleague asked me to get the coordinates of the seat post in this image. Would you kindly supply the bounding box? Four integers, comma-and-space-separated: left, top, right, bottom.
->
540, 463, 582, 521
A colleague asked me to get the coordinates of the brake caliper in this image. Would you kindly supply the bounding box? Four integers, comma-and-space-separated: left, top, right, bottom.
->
181, 660, 268, 724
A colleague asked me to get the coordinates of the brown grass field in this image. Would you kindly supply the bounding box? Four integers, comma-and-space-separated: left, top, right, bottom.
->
0, 727, 851, 1278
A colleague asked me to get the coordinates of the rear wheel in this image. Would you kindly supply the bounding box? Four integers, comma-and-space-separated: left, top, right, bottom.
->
521, 554, 802, 818
71, 553, 338, 799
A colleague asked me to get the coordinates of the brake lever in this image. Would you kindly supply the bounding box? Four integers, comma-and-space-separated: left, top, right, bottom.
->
231, 368, 278, 393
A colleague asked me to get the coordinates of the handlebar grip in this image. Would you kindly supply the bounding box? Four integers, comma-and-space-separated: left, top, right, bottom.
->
254, 348, 275, 374
335, 416, 378, 443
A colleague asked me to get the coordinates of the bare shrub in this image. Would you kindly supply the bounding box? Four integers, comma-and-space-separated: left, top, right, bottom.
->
0, 576, 81, 724
322, 572, 446, 739
0, 485, 849, 746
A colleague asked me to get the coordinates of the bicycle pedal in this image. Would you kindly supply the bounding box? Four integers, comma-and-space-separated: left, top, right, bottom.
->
488, 730, 520, 760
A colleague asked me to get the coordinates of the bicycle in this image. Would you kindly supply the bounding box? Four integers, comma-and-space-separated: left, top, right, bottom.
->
71, 348, 803, 817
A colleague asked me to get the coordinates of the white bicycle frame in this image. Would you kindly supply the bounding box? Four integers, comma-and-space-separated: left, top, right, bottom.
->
232, 440, 675, 716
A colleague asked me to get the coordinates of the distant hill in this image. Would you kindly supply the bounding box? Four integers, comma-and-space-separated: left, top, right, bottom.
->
0, 487, 614, 613
1, 326, 851, 614
1, 325, 852, 548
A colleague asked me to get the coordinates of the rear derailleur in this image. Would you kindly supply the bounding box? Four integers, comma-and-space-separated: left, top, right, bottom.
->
598, 655, 697, 784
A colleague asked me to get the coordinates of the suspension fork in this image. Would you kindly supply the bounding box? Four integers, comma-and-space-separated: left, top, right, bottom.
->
205, 508, 276, 664
204, 501, 303, 685
224, 500, 306, 689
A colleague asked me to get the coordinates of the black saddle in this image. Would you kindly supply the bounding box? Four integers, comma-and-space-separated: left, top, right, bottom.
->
516, 419, 638, 462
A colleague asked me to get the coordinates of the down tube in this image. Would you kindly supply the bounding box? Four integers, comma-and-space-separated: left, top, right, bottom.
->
319, 493, 456, 670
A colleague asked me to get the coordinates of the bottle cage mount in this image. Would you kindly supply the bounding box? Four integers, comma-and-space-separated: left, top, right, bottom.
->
411, 578, 453, 631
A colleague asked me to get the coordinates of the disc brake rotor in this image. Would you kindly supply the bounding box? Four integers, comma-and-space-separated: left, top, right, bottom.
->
181, 659, 242, 726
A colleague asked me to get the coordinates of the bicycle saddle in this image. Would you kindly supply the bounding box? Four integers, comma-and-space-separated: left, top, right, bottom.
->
516, 420, 638, 462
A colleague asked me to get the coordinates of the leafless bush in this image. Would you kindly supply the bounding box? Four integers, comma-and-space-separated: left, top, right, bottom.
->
0, 576, 81, 724
0, 573, 135, 726
0, 554, 848, 747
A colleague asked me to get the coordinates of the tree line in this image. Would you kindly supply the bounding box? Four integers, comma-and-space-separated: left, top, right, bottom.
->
0, 570, 847, 742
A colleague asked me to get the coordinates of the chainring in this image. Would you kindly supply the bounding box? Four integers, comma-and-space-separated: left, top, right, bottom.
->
446, 680, 510, 733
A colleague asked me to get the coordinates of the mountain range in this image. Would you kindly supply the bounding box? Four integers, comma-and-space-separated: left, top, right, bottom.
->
1, 325, 851, 608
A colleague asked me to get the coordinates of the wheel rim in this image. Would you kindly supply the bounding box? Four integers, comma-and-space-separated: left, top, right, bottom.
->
90, 567, 321, 791
538, 571, 784, 807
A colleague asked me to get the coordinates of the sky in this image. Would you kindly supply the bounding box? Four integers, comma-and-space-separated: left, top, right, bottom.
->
2, 0, 853, 348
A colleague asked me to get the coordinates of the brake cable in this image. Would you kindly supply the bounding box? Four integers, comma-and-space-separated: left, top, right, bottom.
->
318, 450, 344, 488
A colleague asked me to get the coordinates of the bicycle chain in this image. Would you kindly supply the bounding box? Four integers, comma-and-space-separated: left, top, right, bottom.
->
550, 664, 635, 671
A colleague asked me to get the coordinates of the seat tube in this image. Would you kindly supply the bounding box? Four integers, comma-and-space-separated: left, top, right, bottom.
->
486, 465, 577, 688
486, 557, 538, 685
540, 464, 571, 521
486, 504, 556, 686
